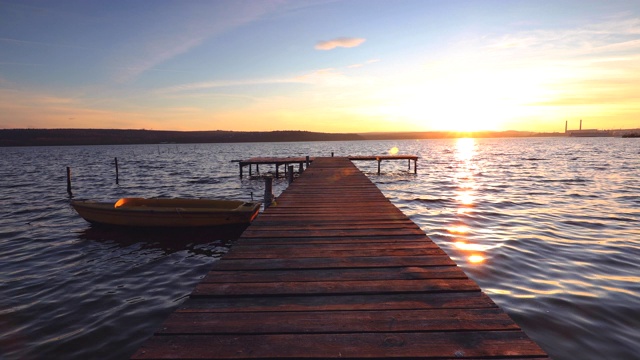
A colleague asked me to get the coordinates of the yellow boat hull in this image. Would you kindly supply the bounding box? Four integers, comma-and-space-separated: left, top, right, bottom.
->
71, 198, 260, 227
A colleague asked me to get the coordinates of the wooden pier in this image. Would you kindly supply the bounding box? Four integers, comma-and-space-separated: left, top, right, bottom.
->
132, 157, 547, 359
349, 155, 418, 175
236, 157, 312, 179
237, 154, 418, 178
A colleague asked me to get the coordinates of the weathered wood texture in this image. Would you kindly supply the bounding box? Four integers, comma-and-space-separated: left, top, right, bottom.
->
132, 157, 547, 359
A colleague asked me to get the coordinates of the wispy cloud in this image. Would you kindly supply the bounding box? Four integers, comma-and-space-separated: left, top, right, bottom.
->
348, 59, 380, 68
0, 36, 91, 50
111, 2, 285, 83
487, 16, 640, 56
156, 78, 292, 94
315, 37, 366, 50
157, 66, 358, 95
292, 68, 353, 86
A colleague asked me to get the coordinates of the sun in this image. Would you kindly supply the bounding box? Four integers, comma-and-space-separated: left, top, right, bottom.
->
385, 80, 510, 132
381, 60, 552, 133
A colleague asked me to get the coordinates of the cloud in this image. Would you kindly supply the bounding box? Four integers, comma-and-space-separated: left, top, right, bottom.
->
110, 2, 285, 83
156, 78, 292, 94
315, 37, 366, 50
486, 16, 640, 56
348, 59, 380, 68
0, 36, 91, 50
292, 68, 352, 86
157, 67, 358, 95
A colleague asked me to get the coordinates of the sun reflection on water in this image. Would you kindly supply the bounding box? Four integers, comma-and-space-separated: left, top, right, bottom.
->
456, 191, 475, 206
450, 138, 486, 265
454, 241, 485, 251
448, 225, 469, 234
468, 254, 485, 264
455, 137, 476, 161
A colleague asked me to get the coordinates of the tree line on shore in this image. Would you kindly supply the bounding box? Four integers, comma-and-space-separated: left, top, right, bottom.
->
0, 128, 562, 147
0, 129, 364, 147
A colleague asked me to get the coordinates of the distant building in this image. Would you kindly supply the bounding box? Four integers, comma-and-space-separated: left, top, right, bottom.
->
565, 120, 613, 137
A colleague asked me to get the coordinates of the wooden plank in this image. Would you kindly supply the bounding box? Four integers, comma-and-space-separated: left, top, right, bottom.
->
224, 247, 448, 260
211, 255, 456, 270
201, 266, 467, 283
178, 292, 499, 312
240, 228, 425, 238
227, 241, 441, 252
132, 331, 546, 359
234, 236, 433, 246
244, 223, 421, 232
158, 308, 520, 334
192, 278, 480, 297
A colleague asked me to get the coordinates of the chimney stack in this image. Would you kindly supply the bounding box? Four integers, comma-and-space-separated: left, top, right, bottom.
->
580, 119, 582, 130
565, 121, 568, 133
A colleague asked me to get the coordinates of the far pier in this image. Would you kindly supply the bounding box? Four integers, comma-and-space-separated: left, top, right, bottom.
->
235, 154, 418, 178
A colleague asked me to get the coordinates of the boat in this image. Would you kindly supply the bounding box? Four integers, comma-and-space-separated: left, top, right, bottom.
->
71, 197, 260, 227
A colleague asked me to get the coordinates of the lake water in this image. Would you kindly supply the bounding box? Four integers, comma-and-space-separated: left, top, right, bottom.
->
0, 138, 638, 359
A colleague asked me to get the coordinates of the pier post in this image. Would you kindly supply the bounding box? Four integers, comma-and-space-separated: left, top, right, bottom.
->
239, 162, 243, 178
275, 164, 279, 178
263, 177, 273, 210
249, 164, 252, 177
414, 159, 417, 174
288, 165, 294, 184
305, 156, 310, 168
66, 167, 72, 196
377, 157, 381, 175
299, 162, 303, 174
115, 157, 119, 185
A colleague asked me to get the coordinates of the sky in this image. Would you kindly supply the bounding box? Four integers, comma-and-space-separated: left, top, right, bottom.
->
1, 0, 639, 133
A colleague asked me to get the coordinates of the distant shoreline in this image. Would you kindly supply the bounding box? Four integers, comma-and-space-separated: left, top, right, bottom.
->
0, 128, 636, 147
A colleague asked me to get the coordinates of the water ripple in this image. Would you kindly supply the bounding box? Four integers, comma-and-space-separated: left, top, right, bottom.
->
1, 139, 639, 359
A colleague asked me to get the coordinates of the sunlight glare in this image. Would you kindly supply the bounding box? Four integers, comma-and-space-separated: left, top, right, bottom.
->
448, 225, 469, 234
455, 138, 475, 161
454, 241, 484, 251
468, 255, 485, 264
456, 191, 475, 206
388, 146, 399, 155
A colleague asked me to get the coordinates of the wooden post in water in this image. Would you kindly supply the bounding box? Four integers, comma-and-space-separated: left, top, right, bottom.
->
115, 157, 119, 185
239, 162, 243, 178
288, 165, 294, 184
331, 152, 334, 157
377, 157, 381, 175
66, 167, 72, 196
408, 159, 411, 171
414, 159, 417, 174
263, 177, 273, 210
305, 156, 310, 168
298, 162, 303, 174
